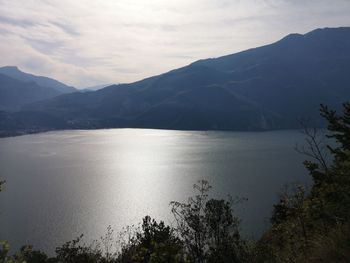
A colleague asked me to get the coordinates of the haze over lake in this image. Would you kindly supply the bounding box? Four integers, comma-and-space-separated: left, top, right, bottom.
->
0, 129, 310, 253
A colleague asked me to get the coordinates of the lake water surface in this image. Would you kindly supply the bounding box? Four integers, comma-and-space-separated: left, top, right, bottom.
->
0, 129, 310, 253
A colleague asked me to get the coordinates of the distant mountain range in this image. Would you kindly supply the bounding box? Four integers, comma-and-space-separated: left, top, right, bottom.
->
1, 27, 350, 135
83, 84, 112, 91
0, 73, 61, 111
0, 66, 76, 111
0, 66, 76, 93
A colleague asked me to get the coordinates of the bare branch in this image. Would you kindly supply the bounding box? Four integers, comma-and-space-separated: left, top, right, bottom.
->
295, 120, 329, 172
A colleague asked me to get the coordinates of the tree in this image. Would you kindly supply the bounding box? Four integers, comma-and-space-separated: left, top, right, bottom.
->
117, 216, 185, 263
0, 242, 49, 263
0, 180, 4, 192
55, 235, 104, 263
205, 199, 247, 263
171, 180, 210, 263
256, 103, 350, 262
170, 180, 247, 263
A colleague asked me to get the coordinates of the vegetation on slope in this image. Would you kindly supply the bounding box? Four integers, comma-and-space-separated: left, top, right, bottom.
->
253, 103, 350, 262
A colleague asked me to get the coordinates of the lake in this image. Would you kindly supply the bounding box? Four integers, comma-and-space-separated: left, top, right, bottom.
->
0, 129, 310, 253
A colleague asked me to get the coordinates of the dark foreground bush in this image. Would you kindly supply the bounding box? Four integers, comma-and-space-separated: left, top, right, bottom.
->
0, 180, 248, 263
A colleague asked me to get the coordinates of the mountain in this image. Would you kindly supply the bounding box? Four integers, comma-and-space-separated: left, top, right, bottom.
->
0, 73, 61, 111
2, 27, 350, 134
84, 84, 112, 91
0, 66, 76, 93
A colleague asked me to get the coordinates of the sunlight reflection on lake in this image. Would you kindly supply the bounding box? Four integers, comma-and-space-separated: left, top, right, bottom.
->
0, 129, 310, 253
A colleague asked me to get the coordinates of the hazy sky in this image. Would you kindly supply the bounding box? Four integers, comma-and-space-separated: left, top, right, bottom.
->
0, 0, 350, 88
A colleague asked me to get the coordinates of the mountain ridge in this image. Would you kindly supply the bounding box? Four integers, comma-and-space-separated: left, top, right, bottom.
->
0, 66, 76, 93
0, 73, 62, 111
1, 27, 350, 135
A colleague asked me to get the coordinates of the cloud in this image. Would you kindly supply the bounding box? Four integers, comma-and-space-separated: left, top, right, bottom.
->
0, 0, 349, 88
0, 15, 39, 28
50, 21, 80, 36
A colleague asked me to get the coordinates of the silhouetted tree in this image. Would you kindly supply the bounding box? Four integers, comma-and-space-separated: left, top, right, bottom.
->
171, 180, 248, 263
0, 180, 4, 192
117, 216, 185, 263
256, 103, 350, 262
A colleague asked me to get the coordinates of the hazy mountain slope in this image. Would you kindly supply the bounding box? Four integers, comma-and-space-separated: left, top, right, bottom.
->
193, 27, 350, 122
0, 74, 61, 111
25, 64, 272, 130
131, 85, 278, 130
0, 66, 76, 93
4, 27, 350, 132
84, 84, 111, 91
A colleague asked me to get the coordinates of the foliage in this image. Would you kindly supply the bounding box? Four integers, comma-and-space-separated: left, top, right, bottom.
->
54, 235, 106, 263
117, 216, 185, 263
0, 242, 48, 263
171, 180, 249, 263
255, 103, 350, 262
0, 180, 4, 192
